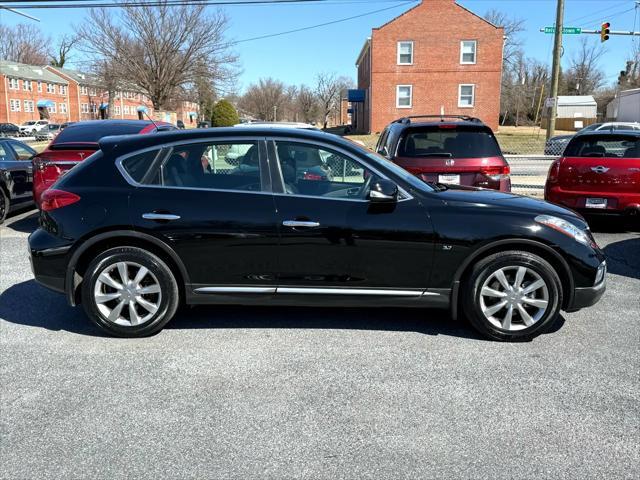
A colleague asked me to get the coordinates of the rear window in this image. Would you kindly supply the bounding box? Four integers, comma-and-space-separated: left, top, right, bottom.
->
564, 135, 640, 158
52, 122, 150, 145
398, 126, 502, 158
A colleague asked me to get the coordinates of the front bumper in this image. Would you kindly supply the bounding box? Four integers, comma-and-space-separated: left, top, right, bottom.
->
567, 261, 607, 312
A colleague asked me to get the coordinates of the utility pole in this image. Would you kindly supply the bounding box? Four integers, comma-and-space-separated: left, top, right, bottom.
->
547, 0, 565, 140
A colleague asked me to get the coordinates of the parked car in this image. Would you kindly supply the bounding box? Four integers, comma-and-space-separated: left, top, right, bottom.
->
19, 120, 49, 136
197, 121, 211, 128
60, 122, 75, 130
32, 120, 175, 207
376, 115, 511, 192
28, 127, 605, 341
35, 124, 61, 142
176, 120, 185, 129
545, 130, 640, 217
0, 123, 20, 138
234, 121, 320, 130
544, 122, 640, 155
0, 138, 36, 224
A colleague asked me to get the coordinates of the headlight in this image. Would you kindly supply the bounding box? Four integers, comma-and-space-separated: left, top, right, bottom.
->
534, 215, 594, 246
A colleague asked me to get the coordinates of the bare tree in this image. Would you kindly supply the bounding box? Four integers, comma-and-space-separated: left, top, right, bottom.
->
76, 1, 238, 110
564, 38, 606, 95
315, 73, 353, 129
484, 9, 525, 70
296, 85, 320, 124
50, 34, 79, 68
238, 78, 287, 120
0, 24, 50, 65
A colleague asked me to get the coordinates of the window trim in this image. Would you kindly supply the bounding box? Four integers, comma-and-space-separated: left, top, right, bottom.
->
458, 84, 475, 108
397, 41, 414, 65
460, 40, 477, 65
396, 85, 413, 109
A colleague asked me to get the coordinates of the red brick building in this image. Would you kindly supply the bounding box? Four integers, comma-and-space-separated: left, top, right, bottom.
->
352, 0, 504, 133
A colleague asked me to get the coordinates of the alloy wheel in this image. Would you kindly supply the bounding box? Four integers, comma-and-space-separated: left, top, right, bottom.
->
93, 261, 162, 327
479, 266, 549, 331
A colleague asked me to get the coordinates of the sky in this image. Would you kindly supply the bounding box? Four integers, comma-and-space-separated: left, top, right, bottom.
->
0, 0, 638, 92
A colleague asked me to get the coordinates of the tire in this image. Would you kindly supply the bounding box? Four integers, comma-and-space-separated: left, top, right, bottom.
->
81, 247, 180, 337
462, 251, 563, 342
0, 188, 9, 225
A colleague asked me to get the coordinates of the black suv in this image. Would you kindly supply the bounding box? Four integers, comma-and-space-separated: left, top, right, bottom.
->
375, 115, 511, 191
29, 128, 606, 341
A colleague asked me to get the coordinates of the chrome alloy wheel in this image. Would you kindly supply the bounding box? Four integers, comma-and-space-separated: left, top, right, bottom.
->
93, 261, 162, 327
479, 266, 549, 331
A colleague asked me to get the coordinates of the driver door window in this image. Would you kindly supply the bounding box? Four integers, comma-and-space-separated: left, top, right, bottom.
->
273, 141, 374, 200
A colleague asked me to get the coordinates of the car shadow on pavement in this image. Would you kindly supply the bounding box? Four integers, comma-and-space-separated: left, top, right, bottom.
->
3, 209, 38, 234
603, 237, 640, 281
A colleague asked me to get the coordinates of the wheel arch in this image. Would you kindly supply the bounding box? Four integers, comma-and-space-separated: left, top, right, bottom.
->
66, 230, 190, 306
450, 238, 574, 320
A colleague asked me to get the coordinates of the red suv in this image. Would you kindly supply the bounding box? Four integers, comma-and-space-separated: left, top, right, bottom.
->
33, 120, 174, 207
545, 131, 640, 217
375, 115, 510, 191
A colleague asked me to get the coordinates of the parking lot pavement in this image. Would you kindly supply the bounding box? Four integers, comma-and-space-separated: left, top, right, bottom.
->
1, 210, 638, 479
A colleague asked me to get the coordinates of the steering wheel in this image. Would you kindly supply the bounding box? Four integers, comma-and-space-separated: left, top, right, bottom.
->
357, 173, 374, 199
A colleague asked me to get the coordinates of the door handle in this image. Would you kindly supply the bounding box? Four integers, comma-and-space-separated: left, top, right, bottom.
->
142, 213, 181, 221
283, 220, 320, 228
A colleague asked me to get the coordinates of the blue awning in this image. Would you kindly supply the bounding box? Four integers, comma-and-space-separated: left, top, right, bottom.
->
37, 99, 54, 108
99, 103, 108, 109
188, 111, 197, 116
347, 89, 366, 102
137, 106, 148, 113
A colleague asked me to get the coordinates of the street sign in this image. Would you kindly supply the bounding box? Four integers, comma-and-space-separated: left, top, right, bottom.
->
543, 26, 582, 34
545, 97, 556, 108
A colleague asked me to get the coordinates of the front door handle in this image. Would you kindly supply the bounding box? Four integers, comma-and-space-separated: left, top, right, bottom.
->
283, 220, 320, 228
142, 213, 181, 221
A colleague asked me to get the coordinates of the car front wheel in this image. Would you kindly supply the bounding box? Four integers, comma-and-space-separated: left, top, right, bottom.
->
462, 251, 563, 341
81, 247, 179, 337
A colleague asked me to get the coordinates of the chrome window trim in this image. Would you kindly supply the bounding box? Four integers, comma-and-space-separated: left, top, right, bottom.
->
193, 286, 438, 297
266, 136, 413, 202
195, 286, 276, 294
115, 136, 274, 195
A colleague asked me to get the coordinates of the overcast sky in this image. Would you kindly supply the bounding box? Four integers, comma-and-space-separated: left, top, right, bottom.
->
0, 0, 637, 92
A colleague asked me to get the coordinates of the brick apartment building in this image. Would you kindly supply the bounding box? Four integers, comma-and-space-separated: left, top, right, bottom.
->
351, 0, 504, 133
1, 60, 199, 126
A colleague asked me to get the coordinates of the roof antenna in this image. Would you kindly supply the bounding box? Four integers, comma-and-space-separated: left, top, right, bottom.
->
141, 108, 160, 130
440, 106, 445, 122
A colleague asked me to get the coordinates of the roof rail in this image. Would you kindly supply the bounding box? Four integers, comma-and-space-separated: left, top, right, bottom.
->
392, 115, 483, 124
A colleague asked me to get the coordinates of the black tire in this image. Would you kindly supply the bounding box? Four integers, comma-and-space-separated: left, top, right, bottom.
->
81, 247, 180, 337
462, 251, 563, 342
0, 188, 9, 225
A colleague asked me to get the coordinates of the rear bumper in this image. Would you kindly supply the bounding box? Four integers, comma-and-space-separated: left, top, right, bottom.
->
546, 186, 640, 215
28, 228, 71, 295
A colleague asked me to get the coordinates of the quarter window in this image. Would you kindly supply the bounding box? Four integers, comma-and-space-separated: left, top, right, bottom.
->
396, 85, 412, 108
273, 141, 375, 200
458, 84, 475, 107
460, 40, 477, 64
397, 41, 413, 65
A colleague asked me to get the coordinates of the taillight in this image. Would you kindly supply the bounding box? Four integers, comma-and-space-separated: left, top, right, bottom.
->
547, 160, 561, 184
480, 165, 510, 181
303, 172, 326, 181
40, 189, 81, 211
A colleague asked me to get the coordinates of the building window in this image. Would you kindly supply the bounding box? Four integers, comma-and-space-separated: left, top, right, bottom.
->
10, 99, 21, 112
60, 103, 68, 114
397, 41, 413, 65
80, 85, 88, 95
37, 81, 42, 93
124, 105, 130, 115
9, 78, 19, 90
24, 100, 35, 113
81, 103, 89, 113
59, 85, 68, 95
114, 105, 121, 115
396, 85, 412, 108
90, 103, 97, 113
89, 87, 97, 96
458, 84, 475, 107
48, 103, 57, 114
47, 83, 55, 94
460, 40, 477, 64
23, 80, 32, 91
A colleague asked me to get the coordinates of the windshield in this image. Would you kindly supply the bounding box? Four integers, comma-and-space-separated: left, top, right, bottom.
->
23, 121, 36, 126
564, 135, 639, 158
398, 126, 502, 158
365, 151, 435, 192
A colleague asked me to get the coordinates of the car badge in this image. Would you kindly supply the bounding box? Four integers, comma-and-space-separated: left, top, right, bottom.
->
78, 152, 85, 159
445, 159, 455, 166
591, 166, 609, 174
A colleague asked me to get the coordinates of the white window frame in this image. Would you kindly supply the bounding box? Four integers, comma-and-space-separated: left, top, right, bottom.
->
9, 78, 19, 90
81, 103, 89, 113
89, 87, 97, 96
396, 85, 413, 109
46, 83, 54, 94
10, 99, 21, 112
23, 80, 32, 91
48, 103, 57, 114
114, 105, 121, 115
80, 85, 88, 95
37, 81, 42, 93
24, 100, 35, 113
397, 41, 414, 65
458, 84, 475, 108
60, 103, 68, 114
460, 40, 477, 65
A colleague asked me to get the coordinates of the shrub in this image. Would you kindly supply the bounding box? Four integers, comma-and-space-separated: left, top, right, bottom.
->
211, 99, 239, 127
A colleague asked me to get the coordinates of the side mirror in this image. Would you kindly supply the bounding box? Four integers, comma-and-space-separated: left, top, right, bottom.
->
369, 179, 398, 203
380, 146, 390, 158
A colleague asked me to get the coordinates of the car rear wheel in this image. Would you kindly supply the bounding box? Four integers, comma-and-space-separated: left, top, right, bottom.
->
81, 247, 179, 337
0, 189, 9, 225
462, 251, 563, 341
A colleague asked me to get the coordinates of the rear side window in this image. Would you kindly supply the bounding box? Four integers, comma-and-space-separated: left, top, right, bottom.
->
564, 135, 640, 158
398, 127, 501, 158
122, 149, 162, 184
53, 123, 147, 144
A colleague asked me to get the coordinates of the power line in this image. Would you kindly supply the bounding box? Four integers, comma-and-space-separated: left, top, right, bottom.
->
0, 0, 409, 6
565, 0, 628, 24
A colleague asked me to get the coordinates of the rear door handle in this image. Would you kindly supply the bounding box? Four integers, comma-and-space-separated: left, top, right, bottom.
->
142, 213, 181, 221
283, 220, 320, 228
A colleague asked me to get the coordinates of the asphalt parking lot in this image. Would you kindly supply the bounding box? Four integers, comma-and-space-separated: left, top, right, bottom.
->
1, 209, 638, 479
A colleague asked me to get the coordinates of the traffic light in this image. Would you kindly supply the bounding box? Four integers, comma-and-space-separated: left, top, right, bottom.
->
600, 22, 610, 42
